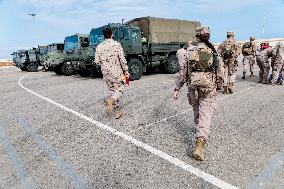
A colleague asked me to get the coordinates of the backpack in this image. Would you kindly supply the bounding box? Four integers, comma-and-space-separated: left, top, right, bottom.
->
242, 42, 253, 55
190, 49, 214, 72
223, 42, 234, 60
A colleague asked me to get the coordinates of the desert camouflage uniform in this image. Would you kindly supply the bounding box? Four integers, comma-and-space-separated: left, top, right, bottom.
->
180, 34, 221, 140
218, 34, 241, 90
256, 46, 274, 83
242, 39, 257, 76
271, 42, 284, 84
95, 39, 128, 108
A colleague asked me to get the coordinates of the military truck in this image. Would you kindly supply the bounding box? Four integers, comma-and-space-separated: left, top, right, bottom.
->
12, 49, 40, 72
50, 34, 94, 76
43, 43, 64, 71
89, 17, 200, 80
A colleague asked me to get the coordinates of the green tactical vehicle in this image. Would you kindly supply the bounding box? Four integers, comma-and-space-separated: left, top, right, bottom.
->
89, 17, 200, 80
12, 48, 40, 72
50, 34, 95, 76
44, 43, 64, 71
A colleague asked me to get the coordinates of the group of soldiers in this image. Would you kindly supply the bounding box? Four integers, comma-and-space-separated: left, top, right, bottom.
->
94, 26, 284, 161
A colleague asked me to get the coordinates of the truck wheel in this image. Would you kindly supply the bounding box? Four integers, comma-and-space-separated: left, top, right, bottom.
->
27, 63, 38, 72
90, 66, 103, 78
20, 67, 28, 71
128, 58, 143, 80
61, 62, 74, 76
164, 55, 179, 74
54, 66, 62, 75
78, 69, 90, 77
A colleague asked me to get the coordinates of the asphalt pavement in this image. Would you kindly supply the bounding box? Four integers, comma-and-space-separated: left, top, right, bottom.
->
0, 65, 283, 189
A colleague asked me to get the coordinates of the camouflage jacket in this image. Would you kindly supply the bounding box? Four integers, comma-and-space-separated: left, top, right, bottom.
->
256, 47, 274, 63
272, 42, 284, 65
217, 37, 241, 61
242, 42, 256, 56
95, 39, 128, 82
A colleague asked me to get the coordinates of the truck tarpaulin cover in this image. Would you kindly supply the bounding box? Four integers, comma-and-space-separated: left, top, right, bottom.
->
127, 17, 201, 43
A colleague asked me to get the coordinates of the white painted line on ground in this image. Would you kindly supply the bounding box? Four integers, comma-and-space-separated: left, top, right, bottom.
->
128, 84, 261, 134
18, 74, 239, 189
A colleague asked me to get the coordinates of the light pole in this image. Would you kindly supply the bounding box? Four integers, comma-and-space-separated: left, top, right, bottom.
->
28, 13, 39, 46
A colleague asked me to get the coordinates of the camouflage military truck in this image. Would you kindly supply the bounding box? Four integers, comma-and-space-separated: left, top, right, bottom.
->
50, 34, 94, 76
12, 49, 40, 72
89, 17, 200, 80
44, 43, 64, 71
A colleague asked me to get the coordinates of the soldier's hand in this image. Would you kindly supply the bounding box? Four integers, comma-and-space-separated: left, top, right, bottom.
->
173, 90, 180, 100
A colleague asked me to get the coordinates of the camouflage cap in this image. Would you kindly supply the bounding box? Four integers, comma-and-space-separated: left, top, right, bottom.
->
196, 26, 210, 36
250, 36, 256, 41
227, 31, 234, 37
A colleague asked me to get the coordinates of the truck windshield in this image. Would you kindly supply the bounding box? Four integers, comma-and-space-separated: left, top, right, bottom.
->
90, 28, 104, 46
65, 35, 78, 51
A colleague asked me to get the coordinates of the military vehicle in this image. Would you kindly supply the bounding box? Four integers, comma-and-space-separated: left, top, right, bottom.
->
44, 43, 64, 71
89, 17, 200, 80
12, 49, 40, 72
12, 45, 48, 72
50, 34, 94, 76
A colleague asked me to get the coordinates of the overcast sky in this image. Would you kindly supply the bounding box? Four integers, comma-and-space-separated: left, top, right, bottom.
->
1, 0, 284, 59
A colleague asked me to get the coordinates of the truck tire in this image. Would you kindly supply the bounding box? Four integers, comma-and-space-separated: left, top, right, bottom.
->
26, 63, 38, 72
128, 58, 143, 80
78, 68, 90, 77
90, 66, 103, 78
54, 66, 62, 75
20, 67, 27, 71
164, 55, 179, 74
61, 62, 74, 76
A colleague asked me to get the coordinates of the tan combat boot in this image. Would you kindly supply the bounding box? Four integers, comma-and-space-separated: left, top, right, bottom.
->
115, 108, 124, 119
104, 98, 114, 116
223, 86, 228, 94
193, 138, 205, 161
228, 83, 234, 94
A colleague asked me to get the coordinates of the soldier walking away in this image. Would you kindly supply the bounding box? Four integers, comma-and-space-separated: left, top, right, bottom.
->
256, 42, 274, 84
218, 31, 241, 94
176, 26, 222, 161
271, 41, 284, 86
95, 28, 129, 119
242, 36, 257, 79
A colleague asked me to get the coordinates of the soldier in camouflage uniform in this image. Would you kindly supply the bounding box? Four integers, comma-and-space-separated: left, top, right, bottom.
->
177, 26, 222, 161
242, 36, 257, 79
271, 42, 284, 85
256, 42, 274, 84
218, 31, 241, 94
95, 28, 129, 119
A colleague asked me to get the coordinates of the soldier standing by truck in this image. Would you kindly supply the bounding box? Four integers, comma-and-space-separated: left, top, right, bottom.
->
95, 28, 129, 119
176, 26, 222, 161
242, 36, 257, 79
218, 31, 241, 94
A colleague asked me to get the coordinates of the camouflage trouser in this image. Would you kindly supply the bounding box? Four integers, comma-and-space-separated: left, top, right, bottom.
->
256, 60, 270, 83
223, 60, 236, 86
187, 86, 217, 141
271, 62, 284, 84
243, 55, 256, 73
106, 81, 124, 108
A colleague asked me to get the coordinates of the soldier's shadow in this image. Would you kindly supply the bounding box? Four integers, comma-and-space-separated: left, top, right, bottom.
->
174, 119, 196, 158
